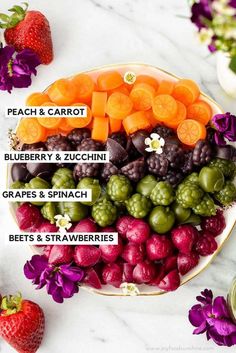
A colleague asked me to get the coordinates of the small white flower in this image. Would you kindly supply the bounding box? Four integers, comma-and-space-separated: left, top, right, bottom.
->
120, 283, 140, 296
144, 133, 165, 154
124, 71, 136, 85
198, 28, 214, 45
54, 214, 72, 232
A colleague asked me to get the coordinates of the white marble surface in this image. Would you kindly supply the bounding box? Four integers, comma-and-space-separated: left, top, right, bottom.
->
0, 0, 236, 352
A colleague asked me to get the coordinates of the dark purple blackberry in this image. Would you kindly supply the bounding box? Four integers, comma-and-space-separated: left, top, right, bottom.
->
121, 158, 146, 182
77, 138, 103, 151
46, 134, 72, 151
182, 150, 194, 174
21, 142, 47, 151
206, 127, 216, 145
73, 163, 100, 180
110, 132, 127, 148
147, 153, 169, 176
162, 169, 184, 188
151, 126, 174, 138
126, 137, 141, 161
67, 128, 91, 147
101, 162, 119, 182
193, 140, 213, 166
163, 143, 184, 169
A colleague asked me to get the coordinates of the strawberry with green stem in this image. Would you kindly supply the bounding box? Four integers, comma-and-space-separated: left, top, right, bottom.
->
0, 292, 45, 353
0, 2, 53, 64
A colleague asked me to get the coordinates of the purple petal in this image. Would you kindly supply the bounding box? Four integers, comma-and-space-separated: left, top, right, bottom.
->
207, 318, 236, 336
212, 297, 230, 319
12, 74, 32, 88
196, 289, 213, 305
60, 264, 84, 282
224, 333, 236, 347
191, 1, 212, 30
214, 131, 226, 146
193, 321, 208, 334
189, 304, 206, 327
229, 0, 236, 8
24, 255, 48, 280
208, 326, 225, 346
212, 113, 231, 132
0, 45, 15, 63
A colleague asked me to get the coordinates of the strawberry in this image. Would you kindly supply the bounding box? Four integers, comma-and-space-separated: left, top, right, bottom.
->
163, 255, 178, 273
48, 245, 74, 265
177, 252, 199, 275
102, 263, 122, 288
99, 236, 123, 263
74, 245, 101, 267
158, 269, 180, 291
126, 219, 150, 244
122, 263, 134, 282
82, 268, 102, 289
0, 293, 45, 353
133, 262, 156, 284
1, 3, 53, 64
146, 234, 173, 260
121, 243, 145, 265
171, 225, 199, 254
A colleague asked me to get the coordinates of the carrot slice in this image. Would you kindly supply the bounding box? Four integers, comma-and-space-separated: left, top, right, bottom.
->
47, 79, 77, 106
177, 119, 206, 147
97, 71, 123, 91
186, 100, 212, 125
123, 111, 151, 135
108, 84, 130, 96
135, 75, 159, 90
37, 102, 62, 129
106, 92, 133, 120
145, 110, 160, 127
156, 80, 174, 95
91, 92, 107, 117
109, 117, 122, 133
164, 101, 186, 129
152, 94, 178, 122
59, 118, 74, 133
26, 92, 51, 106
130, 83, 155, 111
67, 103, 92, 128
17, 118, 46, 144
92, 117, 109, 142
172, 79, 200, 106
71, 74, 95, 104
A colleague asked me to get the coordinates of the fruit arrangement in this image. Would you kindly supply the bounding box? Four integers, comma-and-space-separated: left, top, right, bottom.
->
9, 65, 236, 298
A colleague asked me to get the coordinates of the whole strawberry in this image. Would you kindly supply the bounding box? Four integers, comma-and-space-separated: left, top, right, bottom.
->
0, 293, 45, 353
1, 3, 53, 64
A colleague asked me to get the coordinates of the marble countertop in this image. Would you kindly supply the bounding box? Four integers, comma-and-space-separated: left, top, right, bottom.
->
0, 0, 236, 352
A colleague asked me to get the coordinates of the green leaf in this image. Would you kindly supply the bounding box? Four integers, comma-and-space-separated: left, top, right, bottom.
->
229, 56, 236, 74
0, 13, 9, 22
8, 5, 25, 15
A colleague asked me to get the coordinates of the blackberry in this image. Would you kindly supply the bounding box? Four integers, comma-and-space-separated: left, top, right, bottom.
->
162, 169, 184, 188
164, 143, 184, 169
46, 134, 72, 151
206, 127, 216, 145
73, 163, 100, 180
121, 158, 146, 182
126, 137, 141, 161
193, 140, 213, 166
67, 128, 91, 147
151, 126, 174, 138
77, 138, 103, 151
101, 162, 119, 182
110, 132, 127, 148
182, 150, 194, 175
147, 153, 169, 176
21, 142, 47, 151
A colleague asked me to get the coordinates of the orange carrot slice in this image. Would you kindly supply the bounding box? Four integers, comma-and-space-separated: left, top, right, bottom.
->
17, 118, 46, 144
172, 79, 200, 106
135, 75, 159, 90
109, 117, 122, 133
59, 118, 74, 133
145, 110, 160, 127
123, 111, 151, 135
177, 119, 206, 147
106, 92, 133, 120
130, 83, 155, 111
108, 84, 130, 96
186, 100, 212, 125
164, 101, 186, 129
156, 80, 174, 95
97, 71, 123, 91
37, 102, 62, 129
91, 92, 107, 117
92, 117, 109, 142
71, 74, 95, 104
67, 103, 92, 128
47, 79, 77, 106
152, 94, 178, 122
26, 92, 51, 106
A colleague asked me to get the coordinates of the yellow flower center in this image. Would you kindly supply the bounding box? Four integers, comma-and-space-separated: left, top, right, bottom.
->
8, 59, 13, 77
150, 140, 161, 149
59, 219, 68, 227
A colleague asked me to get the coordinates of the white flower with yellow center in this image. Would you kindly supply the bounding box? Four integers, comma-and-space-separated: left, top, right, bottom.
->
198, 28, 214, 45
145, 133, 165, 154
212, 0, 236, 16
54, 214, 72, 232
120, 283, 140, 296
124, 71, 136, 85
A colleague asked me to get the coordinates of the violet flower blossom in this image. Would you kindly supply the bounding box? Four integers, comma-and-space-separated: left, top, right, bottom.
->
212, 112, 236, 145
191, 0, 213, 30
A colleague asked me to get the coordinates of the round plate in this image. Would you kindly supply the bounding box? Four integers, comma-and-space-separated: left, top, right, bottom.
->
7, 63, 236, 296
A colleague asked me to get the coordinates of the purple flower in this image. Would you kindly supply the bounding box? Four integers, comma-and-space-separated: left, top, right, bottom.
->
191, 0, 213, 30
189, 289, 236, 347
0, 45, 40, 93
24, 255, 84, 303
212, 113, 236, 145
229, 0, 236, 8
